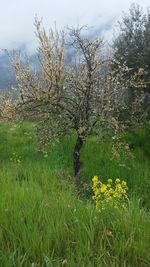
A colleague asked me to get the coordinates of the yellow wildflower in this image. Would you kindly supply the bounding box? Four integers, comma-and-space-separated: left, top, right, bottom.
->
100, 184, 107, 193
92, 176, 128, 211
92, 176, 99, 183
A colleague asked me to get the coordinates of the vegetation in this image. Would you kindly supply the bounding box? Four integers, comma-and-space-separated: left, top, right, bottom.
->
0, 3, 150, 266
113, 3, 150, 82
92, 176, 128, 211
113, 4, 150, 124
7, 19, 128, 189
5, 16, 148, 190
0, 122, 150, 266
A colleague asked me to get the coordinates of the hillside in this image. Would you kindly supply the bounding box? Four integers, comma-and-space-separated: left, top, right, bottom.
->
0, 122, 150, 266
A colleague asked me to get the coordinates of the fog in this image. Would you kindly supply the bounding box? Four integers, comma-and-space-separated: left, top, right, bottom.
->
0, 0, 149, 52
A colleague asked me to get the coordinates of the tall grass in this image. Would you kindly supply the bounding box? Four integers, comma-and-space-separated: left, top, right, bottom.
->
0, 122, 150, 266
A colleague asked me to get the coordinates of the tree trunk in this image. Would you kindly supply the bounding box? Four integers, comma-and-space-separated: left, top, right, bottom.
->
73, 135, 84, 189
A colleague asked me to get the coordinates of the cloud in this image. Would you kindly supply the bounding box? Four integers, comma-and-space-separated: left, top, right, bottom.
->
0, 0, 149, 51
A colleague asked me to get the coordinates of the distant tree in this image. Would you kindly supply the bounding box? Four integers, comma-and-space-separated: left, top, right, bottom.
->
113, 4, 150, 78
113, 3, 150, 123
143, 9, 150, 83
7, 18, 145, 190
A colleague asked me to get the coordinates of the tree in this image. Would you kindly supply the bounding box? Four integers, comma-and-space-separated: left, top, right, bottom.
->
113, 4, 150, 76
0, 91, 16, 121
8, 18, 135, 190
113, 3, 150, 123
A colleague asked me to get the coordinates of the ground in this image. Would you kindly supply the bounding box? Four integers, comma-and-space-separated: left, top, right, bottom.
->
0, 122, 150, 266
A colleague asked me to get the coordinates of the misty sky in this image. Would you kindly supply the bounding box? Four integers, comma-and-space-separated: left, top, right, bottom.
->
0, 0, 150, 51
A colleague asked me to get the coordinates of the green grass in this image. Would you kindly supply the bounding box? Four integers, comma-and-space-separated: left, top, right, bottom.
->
0, 122, 150, 266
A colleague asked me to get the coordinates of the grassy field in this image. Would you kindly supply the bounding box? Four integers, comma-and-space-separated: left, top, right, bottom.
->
0, 122, 150, 267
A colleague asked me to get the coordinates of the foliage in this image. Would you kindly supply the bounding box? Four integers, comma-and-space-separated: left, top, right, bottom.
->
10, 152, 22, 165
7, 18, 137, 187
92, 176, 128, 211
113, 4, 150, 80
0, 92, 17, 121
0, 122, 150, 266
113, 4, 150, 125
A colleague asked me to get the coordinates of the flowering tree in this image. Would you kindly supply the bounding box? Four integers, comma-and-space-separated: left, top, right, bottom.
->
8, 18, 147, 189
0, 92, 16, 121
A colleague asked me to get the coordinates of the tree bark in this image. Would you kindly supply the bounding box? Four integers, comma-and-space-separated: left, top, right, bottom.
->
73, 135, 84, 188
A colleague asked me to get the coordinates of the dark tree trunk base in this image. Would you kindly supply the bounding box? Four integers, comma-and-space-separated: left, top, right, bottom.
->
73, 135, 84, 190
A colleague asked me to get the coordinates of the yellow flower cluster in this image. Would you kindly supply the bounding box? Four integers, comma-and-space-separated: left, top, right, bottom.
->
92, 176, 128, 211
10, 152, 22, 165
